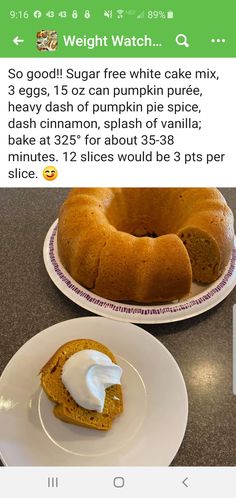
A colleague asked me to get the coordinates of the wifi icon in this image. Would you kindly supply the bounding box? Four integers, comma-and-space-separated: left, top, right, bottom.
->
116, 9, 124, 19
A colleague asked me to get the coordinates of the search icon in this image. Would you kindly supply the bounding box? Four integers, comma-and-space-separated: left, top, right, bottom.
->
176, 33, 189, 48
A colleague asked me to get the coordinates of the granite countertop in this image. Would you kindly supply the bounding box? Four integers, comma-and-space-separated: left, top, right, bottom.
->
0, 188, 235, 466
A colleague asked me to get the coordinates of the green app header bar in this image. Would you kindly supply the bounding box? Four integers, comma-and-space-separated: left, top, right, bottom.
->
1, 0, 235, 57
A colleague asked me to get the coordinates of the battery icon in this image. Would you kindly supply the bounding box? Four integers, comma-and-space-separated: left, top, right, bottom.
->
167, 10, 174, 19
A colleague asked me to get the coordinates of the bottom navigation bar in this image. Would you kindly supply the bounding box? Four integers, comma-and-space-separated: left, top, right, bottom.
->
1, 467, 236, 498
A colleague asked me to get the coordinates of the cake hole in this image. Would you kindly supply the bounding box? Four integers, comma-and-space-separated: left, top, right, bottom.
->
146, 232, 158, 238
132, 230, 158, 238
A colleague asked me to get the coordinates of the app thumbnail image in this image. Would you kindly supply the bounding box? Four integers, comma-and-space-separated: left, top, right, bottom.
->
36, 30, 58, 52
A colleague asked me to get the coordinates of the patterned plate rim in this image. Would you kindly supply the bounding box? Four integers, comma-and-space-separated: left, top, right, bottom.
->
43, 220, 236, 324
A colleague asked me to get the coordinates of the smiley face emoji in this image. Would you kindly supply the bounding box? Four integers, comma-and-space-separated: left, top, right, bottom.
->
43, 166, 58, 181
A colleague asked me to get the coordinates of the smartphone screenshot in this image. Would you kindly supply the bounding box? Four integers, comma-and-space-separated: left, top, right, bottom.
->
0, 1, 235, 497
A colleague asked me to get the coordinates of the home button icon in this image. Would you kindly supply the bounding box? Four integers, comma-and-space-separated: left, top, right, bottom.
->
113, 476, 125, 488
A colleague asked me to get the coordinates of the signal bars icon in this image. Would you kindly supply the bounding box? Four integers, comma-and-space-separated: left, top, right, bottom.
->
137, 11, 145, 18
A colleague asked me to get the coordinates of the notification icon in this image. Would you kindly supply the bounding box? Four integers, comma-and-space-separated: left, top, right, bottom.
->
33, 10, 42, 18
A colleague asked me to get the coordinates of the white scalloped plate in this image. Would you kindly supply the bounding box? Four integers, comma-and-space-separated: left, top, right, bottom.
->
43, 221, 236, 324
0, 317, 188, 466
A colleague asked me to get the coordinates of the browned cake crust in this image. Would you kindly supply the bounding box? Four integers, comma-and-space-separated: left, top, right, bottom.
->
57, 188, 234, 302
40, 339, 123, 431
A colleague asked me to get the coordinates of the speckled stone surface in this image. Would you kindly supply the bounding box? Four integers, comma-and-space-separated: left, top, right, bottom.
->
0, 188, 235, 466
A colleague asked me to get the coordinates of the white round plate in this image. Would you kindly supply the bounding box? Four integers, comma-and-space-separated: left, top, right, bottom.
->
0, 317, 188, 466
44, 221, 236, 324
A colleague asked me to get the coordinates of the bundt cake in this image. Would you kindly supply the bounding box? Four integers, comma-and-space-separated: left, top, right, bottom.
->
57, 188, 234, 303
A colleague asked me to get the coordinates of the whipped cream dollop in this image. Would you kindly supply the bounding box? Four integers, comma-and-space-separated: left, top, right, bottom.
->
61, 349, 122, 413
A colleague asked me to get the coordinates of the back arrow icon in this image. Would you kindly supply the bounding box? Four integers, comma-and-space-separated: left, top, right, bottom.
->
182, 477, 189, 487
13, 36, 24, 46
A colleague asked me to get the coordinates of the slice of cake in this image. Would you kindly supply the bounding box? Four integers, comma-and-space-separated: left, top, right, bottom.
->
40, 339, 123, 431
